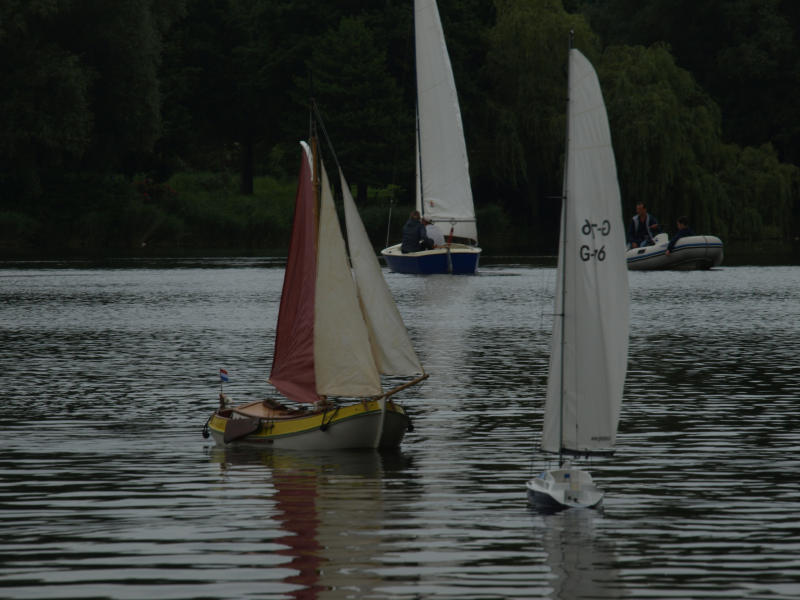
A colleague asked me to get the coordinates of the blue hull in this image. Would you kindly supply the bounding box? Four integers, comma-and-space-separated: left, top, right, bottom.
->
382, 246, 480, 275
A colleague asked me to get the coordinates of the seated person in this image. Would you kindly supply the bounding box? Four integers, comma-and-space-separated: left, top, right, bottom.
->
424, 219, 446, 247
627, 201, 659, 248
401, 210, 434, 253
665, 216, 694, 255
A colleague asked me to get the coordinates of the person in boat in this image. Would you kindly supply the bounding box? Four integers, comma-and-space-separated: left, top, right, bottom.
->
401, 210, 434, 253
627, 202, 660, 248
665, 216, 695, 255
423, 218, 446, 247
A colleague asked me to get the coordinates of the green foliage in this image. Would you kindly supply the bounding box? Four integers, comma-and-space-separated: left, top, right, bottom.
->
599, 44, 721, 219
581, 0, 800, 163
475, 204, 514, 251
485, 0, 595, 190
165, 171, 296, 251
598, 43, 800, 243
0, 2, 94, 196
481, 0, 597, 250
1, 0, 798, 256
356, 201, 410, 251
716, 144, 799, 241
34, 173, 147, 251
305, 15, 410, 202
0, 211, 42, 250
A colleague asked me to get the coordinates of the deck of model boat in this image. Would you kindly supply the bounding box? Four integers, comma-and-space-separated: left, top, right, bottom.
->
231, 400, 315, 420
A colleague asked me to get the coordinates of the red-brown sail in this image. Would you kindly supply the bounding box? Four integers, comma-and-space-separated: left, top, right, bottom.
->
269, 147, 319, 403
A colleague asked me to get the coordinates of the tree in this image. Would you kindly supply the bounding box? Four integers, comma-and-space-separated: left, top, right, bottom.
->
600, 43, 799, 242
599, 44, 722, 225
55, 0, 182, 174
0, 1, 93, 198
160, 0, 333, 194
581, 0, 800, 163
305, 16, 410, 205
482, 0, 596, 248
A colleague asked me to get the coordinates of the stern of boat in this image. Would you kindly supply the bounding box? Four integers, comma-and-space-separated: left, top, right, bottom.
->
381, 243, 480, 274
526, 468, 604, 510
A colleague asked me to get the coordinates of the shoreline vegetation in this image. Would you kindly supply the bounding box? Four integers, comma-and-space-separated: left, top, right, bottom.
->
2, 2, 799, 262
1, 170, 797, 264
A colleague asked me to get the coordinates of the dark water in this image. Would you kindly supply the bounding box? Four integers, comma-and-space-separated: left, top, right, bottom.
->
1, 259, 799, 599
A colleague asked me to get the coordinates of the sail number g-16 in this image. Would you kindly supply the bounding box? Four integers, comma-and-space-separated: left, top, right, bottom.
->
582, 219, 611, 237
579, 218, 611, 262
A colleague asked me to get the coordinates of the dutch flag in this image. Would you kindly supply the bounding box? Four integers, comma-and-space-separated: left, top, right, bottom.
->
219, 368, 229, 382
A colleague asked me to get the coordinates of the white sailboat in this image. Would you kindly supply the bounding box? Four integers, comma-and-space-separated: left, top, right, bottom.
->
526, 40, 629, 509
204, 118, 427, 450
381, 0, 481, 274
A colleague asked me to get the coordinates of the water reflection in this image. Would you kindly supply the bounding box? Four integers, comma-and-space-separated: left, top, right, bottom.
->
208, 449, 415, 599
531, 509, 624, 600
2, 263, 800, 599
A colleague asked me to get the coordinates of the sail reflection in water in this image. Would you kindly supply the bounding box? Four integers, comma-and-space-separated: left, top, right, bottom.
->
208, 449, 411, 599
534, 509, 624, 599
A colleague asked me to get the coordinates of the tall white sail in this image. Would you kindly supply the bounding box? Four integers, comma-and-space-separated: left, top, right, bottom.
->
414, 0, 477, 243
541, 49, 629, 455
341, 169, 424, 376
314, 160, 382, 397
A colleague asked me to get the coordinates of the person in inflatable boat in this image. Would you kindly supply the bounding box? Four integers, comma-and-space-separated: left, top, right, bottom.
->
627, 202, 660, 248
665, 216, 695, 255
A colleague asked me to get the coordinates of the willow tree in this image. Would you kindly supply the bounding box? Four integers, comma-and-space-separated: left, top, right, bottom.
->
598, 43, 724, 234
483, 0, 596, 248
715, 143, 799, 241
582, 0, 800, 164
599, 43, 799, 242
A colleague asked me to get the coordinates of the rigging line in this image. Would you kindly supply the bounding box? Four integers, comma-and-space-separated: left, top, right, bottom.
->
558, 32, 574, 467
311, 99, 342, 175
319, 405, 340, 432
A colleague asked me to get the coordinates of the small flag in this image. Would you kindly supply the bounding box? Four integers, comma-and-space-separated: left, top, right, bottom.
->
219, 368, 229, 382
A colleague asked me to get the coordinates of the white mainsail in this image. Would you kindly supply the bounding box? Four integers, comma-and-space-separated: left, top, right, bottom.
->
541, 49, 629, 455
314, 160, 382, 397
341, 170, 424, 377
414, 0, 477, 243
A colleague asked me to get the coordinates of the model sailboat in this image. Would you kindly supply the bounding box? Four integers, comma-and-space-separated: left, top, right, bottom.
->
526, 40, 629, 509
204, 123, 427, 450
381, 0, 481, 274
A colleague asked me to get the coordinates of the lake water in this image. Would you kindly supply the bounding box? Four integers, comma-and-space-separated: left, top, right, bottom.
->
1, 259, 799, 599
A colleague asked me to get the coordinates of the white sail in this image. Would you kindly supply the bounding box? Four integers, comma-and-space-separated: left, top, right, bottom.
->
314, 160, 382, 397
414, 0, 477, 243
541, 49, 629, 455
341, 170, 424, 376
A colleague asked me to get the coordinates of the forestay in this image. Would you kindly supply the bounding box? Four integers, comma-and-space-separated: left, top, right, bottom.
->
541, 49, 629, 455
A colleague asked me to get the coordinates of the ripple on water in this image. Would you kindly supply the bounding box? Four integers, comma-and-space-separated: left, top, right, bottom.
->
1, 263, 799, 599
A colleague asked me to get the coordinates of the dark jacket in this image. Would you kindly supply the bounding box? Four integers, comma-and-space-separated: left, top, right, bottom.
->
628, 213, 659, 247
401, 218, 432, 253
667, 226, 695, 252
